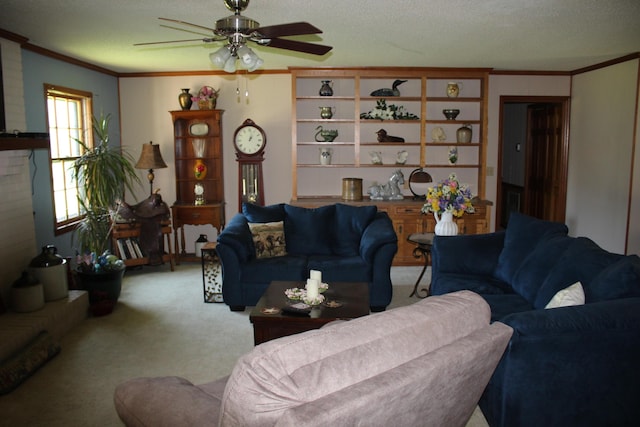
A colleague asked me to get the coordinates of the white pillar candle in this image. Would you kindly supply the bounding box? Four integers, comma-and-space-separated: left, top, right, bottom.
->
306, 278, 319, 299
310, 270, 322, 283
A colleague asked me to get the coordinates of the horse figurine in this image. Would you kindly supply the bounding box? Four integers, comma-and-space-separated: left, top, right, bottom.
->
368, 169, 405, 200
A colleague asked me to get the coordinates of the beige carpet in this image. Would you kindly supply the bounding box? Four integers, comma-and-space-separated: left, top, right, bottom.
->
0, 264, 488, 426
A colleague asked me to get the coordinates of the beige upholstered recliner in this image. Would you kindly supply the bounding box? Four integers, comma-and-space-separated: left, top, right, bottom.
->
114, 291, 512, 427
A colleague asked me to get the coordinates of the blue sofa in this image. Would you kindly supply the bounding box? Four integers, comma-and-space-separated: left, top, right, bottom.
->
431, 213, 640, 427
216, 203, 398, 312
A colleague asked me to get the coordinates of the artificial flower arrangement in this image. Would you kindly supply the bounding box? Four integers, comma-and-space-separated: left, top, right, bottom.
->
421, 173, 475, 217
360, 99, 419, 120
191, 85, 220, 103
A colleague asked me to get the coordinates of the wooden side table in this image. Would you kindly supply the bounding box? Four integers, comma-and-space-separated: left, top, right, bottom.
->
171, 203, 225, 264
407, 233, 434, 298
201, 242, 223, 303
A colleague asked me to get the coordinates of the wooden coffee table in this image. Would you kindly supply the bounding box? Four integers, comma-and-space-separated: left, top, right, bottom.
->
249, 280, 370, 345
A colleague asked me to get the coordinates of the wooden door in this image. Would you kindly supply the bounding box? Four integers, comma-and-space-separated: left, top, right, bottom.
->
523, 103, 565, 222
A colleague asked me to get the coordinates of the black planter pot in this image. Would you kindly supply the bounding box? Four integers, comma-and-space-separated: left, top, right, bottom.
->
76, 267, 125, 315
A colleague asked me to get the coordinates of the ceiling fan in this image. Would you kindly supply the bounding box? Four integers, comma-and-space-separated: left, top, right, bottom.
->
135, 0, 332, 72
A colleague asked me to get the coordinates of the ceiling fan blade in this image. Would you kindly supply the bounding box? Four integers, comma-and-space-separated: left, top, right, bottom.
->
134, 38, 213, 46
255, 22, 322, 38
159, 17, 215, 33
264, 38, 332, 56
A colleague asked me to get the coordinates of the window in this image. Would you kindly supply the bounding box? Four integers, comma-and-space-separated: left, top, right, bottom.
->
44, 84, 93, 234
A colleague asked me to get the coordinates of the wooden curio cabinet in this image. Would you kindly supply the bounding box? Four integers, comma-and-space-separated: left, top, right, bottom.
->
169, 110, 225, 264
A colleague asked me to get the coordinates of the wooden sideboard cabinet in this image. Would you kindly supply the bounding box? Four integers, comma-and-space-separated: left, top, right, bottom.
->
290, 197, 491, 266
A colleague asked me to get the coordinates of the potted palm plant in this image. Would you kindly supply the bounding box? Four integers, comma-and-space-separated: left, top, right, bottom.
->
72, 113, 141, 312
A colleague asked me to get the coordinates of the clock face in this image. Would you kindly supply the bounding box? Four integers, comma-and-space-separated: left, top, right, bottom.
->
235, 125, 265, 155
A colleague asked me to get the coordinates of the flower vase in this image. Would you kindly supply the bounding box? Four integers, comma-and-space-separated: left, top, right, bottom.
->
434, 211, 458, 236
194, 159, 207, 180
178, 88, 193, 110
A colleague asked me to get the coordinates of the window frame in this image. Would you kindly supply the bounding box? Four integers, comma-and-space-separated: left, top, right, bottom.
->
44, 83, 93, 235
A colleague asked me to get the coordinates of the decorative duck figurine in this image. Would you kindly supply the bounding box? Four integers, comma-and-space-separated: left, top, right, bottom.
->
376, 129, 405, 143
370, 80, 407, 97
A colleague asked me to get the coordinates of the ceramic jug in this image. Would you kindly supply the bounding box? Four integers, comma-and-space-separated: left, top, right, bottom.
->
456, 124, 472, 143
434, 211, 458, 236
195, 234, 208, 258
319, 106, 334, 119
319, 147, 333, 165
319, 80, 333, 96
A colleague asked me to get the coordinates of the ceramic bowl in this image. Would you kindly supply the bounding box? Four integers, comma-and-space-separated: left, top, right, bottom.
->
442, 109, 460, 120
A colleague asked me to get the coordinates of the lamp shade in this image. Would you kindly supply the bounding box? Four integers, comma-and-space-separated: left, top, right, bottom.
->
135, 141, 167, 170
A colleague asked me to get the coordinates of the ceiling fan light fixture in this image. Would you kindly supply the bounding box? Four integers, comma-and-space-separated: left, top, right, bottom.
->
223, 55, 237, 73
236, 45, 262, 71
210, 46, 232, 68
247, 56, 263, 72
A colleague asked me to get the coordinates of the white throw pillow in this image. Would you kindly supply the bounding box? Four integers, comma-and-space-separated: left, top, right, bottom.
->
545, 281, 585, 309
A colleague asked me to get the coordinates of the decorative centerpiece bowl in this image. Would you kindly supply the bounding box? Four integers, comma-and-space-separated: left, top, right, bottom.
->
302, 293, 325, 306
443, 109, 460, 120
285, 287, 306, 301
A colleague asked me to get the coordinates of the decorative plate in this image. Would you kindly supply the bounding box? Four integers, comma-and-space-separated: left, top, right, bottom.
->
324, 300, 343, 308
189, 122, 209, 136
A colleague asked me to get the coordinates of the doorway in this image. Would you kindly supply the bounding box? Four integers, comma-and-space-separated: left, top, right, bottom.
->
497, 96, 570, 229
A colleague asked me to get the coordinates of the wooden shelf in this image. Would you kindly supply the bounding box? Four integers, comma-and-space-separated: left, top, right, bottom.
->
111, 221, 174, 270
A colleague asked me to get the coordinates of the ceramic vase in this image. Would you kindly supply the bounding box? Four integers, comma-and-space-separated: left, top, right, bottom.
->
194, 159, 207, 180
178, 88, 193, 110
434, 211, 458, 236
446, 82, 461, 98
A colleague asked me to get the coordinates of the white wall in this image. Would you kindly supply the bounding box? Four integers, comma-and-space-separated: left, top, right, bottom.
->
118, 73, 292, 249
487, 74, 571, 230
567, 59, 640, 254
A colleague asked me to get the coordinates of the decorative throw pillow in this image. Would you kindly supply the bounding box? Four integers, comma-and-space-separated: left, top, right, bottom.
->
332, 204, 377, 256
248, 221, 287, 259
545, 281, 585, 309
243, 203, 285, 223
284, 204, 335, 256
494, 212, 568, 284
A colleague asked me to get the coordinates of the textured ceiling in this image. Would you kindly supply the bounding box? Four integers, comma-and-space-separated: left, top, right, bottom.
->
1, 0, 639, 73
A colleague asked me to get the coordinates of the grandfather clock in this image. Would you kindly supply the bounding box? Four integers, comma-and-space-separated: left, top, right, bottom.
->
233, 118, 266, 211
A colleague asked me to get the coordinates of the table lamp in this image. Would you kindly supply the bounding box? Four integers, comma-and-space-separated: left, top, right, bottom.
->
135, 141, 167, 195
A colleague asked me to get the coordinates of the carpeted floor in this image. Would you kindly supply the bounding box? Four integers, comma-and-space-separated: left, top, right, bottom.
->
0, 264, 487, 426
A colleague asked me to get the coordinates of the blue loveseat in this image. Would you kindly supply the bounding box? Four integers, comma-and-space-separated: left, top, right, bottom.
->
216, 203, 398, 312
430, 212, 640, 427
